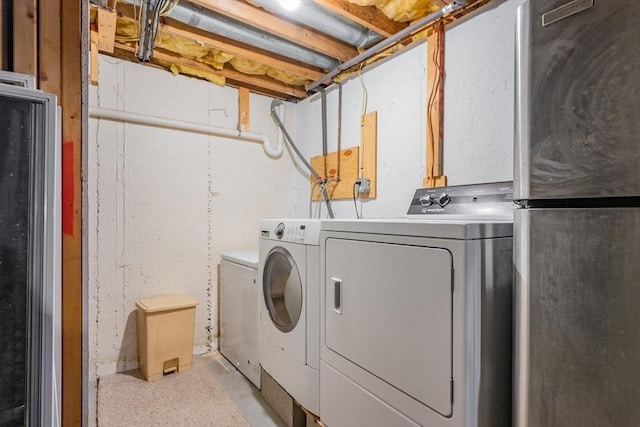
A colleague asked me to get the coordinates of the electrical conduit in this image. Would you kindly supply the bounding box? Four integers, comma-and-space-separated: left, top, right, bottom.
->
307, 0, 468, 91
270, 99, 335, 218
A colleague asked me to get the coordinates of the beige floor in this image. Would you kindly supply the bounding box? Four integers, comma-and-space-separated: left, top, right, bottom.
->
98, 353, 287, 427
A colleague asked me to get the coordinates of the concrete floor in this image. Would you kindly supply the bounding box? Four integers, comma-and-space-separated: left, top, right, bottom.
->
206, 353, 288, 427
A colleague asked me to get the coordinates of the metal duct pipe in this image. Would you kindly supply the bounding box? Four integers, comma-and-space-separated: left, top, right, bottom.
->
250, 0, 382, 48
121, 0, 340, 70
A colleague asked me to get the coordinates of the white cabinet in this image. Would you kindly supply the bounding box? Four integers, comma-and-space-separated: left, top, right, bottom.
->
220, 251, 260, 388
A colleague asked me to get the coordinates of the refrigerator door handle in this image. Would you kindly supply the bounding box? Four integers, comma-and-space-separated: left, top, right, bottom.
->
514, 0, 531, 201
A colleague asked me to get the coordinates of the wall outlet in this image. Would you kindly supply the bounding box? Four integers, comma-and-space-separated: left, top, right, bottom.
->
356, 178, 370, 194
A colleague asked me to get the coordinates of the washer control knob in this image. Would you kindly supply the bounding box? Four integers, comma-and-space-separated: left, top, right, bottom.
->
275, 223, 285, 239
438, 193, 451, 207
419, 194, 434, 207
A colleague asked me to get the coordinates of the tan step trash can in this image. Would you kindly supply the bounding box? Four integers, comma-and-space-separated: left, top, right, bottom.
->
136, 295, 198, 381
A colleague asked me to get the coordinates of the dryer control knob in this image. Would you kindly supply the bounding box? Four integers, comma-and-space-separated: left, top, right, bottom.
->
419, 194, 434, 207
438, 193, 451, 207
275, 223, 285, 239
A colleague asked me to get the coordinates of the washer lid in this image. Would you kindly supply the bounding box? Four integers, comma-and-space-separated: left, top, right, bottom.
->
321, 217, 513, 240
221, 250, 259, 269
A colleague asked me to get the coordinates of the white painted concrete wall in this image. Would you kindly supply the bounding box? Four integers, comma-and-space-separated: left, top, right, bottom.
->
87, 56, 305, 419
296, 0, 521, 218
87, 0, 521, 420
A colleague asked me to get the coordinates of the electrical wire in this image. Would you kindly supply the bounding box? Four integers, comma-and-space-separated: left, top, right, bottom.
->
354, 63, 369, 219
352, 182, 361, 219
310, 178, 339, 218
358, 63, 368, 184
161, 0, 180, 16
358, 63, 368, 126
310, 180, 322, 217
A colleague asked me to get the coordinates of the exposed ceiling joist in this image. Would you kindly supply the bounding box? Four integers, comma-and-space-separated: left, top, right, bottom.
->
114, 42, 307, 99
189, 0, 359, 62
311, 0, 407, 38
96, 1, 494, 99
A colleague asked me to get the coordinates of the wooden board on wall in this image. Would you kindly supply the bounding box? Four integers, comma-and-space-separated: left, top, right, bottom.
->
423, 23, 447, 188
360, 111, 377, 199
60, 0, 85, 425
238, 87, 249, 131
310, 147, 359, 201
96, 8, 116, 53
13, 0, 38, 76
39, 0, 62, 94
90, 31, 99, 85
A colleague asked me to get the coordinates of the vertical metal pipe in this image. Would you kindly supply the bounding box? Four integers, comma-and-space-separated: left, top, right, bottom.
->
336, 83, 342, 180
321, 89, 328, 179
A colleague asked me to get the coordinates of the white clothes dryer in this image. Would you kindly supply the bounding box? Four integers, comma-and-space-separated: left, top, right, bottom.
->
259, 219, 321, 416
320, 182, 515, 427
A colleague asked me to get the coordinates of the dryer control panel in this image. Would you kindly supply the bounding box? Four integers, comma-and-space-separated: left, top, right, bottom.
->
408, 181, 514, 216
278, 223, 306, 243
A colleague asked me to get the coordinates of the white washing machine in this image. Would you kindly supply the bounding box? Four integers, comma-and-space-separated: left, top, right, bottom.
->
220, 250, 260, 388
319, 182, 514, 427
259, 219, 321, 416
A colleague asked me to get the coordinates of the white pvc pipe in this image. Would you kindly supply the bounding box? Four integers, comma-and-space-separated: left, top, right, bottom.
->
88, 106, 283, 158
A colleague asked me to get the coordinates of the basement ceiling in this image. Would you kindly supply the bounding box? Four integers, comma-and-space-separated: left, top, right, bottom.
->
89, 0, 489, 100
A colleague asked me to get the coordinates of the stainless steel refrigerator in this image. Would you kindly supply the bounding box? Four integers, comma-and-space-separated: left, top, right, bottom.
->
0, 73, 61, 426
513, 1, 640, 426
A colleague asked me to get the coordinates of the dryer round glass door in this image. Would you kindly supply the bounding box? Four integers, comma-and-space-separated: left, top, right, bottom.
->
263, 247, 303, 333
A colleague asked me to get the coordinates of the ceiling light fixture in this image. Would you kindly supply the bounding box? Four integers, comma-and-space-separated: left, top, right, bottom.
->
278, 0, 301, 11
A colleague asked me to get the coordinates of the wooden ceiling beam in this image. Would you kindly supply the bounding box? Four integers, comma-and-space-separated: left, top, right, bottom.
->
113, 42, 308, 99
225, 78, 297, 102
311, 0, 407, 38
115, 4, 324, 81
189, 0, 358, 61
